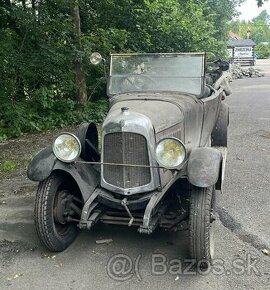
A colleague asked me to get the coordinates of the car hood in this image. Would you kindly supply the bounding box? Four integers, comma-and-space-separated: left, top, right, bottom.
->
107, 93, 200, 133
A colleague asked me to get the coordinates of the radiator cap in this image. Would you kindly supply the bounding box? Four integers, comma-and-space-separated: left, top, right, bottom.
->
121, 107, 129, 115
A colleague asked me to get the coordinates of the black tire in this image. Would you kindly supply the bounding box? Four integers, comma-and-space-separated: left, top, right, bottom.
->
189, 186, 216, 267
34, 172, 80, 252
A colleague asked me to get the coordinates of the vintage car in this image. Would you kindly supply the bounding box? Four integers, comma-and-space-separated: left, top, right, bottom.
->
28, 52, 231, 266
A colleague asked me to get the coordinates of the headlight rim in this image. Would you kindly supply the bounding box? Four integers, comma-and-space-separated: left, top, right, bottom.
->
52, 132, 81, 163
155, 137, 187, 169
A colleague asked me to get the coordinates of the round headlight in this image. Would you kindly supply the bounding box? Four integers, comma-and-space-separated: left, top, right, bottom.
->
52, 133, 81, 163
90, 52, 102, 65
155, 138, 186, 169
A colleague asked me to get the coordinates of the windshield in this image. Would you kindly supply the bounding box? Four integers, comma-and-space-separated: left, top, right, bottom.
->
108, 53, 205, 96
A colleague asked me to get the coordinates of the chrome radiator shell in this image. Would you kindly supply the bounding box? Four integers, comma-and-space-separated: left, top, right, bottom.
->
101, 110, 160, 195
103, 132, 151, 188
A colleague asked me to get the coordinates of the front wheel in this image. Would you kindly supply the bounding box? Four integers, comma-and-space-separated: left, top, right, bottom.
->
189, 186, 216, 267
34, 172, 82, 252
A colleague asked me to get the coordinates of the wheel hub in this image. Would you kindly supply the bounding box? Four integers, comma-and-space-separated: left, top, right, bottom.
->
54, 190, 73, 224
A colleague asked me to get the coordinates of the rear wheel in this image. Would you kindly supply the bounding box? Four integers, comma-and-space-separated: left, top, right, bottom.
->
189, 186, 216, 267
34, 172, 82, 252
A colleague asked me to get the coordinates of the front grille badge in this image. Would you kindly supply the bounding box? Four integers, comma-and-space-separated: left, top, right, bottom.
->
121, 198, 134, 226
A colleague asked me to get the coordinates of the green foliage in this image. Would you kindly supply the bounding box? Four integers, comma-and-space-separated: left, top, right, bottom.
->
0, 0, 111, 139
257, 0, 269, 6
255, 43, 270, 58
228, 10, 270, 44
0, 0, 241, 139
0, 160, 16, 173
229, 9, 270, 60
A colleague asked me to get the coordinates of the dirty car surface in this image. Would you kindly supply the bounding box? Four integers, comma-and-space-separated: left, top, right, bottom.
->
28, 53, 231, 266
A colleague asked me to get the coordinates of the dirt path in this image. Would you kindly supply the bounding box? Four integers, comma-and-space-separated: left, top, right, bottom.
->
0, 126, 77, 264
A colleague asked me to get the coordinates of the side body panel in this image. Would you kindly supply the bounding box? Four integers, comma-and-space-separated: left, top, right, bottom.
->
200, 92, 222, 146
211, 102, 229, 147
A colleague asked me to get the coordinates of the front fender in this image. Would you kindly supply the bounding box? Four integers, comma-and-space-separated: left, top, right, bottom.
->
53, 161, 100, 202
187, 147, 222, 188
27, 148, 100, 202
27, 146, 56, 182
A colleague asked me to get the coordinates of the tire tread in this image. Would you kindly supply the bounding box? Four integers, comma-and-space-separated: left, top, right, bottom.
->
189, 186, 213, 263
34, 173, 78, 252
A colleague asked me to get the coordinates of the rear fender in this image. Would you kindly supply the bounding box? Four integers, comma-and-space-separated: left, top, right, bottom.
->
187, 147, 222, 188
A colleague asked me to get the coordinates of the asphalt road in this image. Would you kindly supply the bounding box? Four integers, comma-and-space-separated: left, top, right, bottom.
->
0, 61, 270, 290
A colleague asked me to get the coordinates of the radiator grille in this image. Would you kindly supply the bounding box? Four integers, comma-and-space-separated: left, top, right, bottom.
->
103, 132, 151, 188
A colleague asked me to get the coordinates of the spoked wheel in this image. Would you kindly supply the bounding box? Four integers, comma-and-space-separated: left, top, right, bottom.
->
189, 186, 216, 268
34, 172, 82, 252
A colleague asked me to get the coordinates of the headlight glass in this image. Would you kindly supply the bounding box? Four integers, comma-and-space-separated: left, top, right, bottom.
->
52, 133, 81, 162
155, 138, 186, 168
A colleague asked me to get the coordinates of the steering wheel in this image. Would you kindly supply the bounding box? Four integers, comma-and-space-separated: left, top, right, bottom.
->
120, 74, 157, 91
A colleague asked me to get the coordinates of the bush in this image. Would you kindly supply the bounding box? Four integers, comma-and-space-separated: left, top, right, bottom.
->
0, 97, 108, 139
255, 43, 270, 59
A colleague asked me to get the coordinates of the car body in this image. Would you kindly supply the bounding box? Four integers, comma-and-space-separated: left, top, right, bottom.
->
28, 52, 231, 266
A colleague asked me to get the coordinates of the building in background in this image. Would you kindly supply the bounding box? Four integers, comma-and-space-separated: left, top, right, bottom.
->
227, 37, 256, 66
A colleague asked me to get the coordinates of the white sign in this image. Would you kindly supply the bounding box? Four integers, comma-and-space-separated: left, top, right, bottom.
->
227, 48, 233, 58
234, 47, 253, 58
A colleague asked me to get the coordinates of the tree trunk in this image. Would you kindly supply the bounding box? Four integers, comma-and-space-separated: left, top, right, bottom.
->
21, 0, 26, 9
71, 0, 87, 107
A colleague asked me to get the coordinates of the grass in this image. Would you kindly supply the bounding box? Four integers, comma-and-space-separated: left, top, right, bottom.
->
0, 160, 17, 173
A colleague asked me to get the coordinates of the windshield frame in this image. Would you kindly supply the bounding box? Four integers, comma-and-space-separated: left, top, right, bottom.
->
107, 52, 206, 97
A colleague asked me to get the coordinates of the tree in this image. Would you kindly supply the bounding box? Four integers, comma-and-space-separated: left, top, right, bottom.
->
255, 43, 270, 58
0, 0, 245, 138
257, 0, 269, 6
253, 9, 270, 24
228, 9, 270, 44
71, 0, 87, 106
